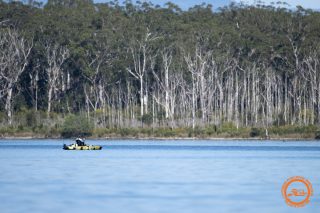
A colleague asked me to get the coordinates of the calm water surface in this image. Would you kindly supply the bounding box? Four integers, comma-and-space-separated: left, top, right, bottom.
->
0, 139, 319, 213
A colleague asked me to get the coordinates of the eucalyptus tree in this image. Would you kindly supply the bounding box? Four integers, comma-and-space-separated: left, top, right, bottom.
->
184, 43, 213, 127
43, 42, 69, 117
0, 28, 32, 124
126, 28, 160, 117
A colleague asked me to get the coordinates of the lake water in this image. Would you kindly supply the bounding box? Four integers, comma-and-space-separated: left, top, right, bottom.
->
0, 139, 319, 213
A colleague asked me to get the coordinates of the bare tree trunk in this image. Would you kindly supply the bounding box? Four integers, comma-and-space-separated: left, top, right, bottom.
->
192, 74, 196, 129
47, 86, 53, 118
0, 29, 33, 124
44, 43, 69, 118
127, 30, 159, 119
140, 78, 144, 117
5, 87, 13, 125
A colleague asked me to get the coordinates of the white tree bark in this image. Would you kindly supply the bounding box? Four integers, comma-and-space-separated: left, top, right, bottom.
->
127, 29, 159, 117
0, 29, 32, 124
44, 43, 69, 117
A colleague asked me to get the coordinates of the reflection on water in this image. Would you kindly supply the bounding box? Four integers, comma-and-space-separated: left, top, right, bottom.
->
0, 140, 319, 213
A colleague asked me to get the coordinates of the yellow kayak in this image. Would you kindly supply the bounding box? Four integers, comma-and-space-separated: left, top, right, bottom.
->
63, 144, 102, 150
63, 138, 102, 150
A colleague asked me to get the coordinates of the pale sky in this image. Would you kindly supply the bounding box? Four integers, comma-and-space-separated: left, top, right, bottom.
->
235, 0, 318, 9
93, 1, 319, 10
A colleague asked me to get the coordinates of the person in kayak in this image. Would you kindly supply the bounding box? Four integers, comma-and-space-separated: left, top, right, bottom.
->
76, 138, 86, 146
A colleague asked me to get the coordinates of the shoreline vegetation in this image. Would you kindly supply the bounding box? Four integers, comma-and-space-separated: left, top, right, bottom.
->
0, 114, 319, 140
0, 136, 319, 141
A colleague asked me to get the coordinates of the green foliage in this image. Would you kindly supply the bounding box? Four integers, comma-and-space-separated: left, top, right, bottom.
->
0, 126, 16, 135
0, 112, 5, 123
315, 131, 320, 140
218, 122, 238, 134
205, 125, 217, 136
154, 128, 175, 137
188, 126, 205, 137
93, 128, 110, 138
25, 110, 38, 127
269, 125, 317, 135
140, 114, 153, 126
250, 128, 261, 137
119, 128, 138, 137
61, 114, 93, 138
1, 1, 320, 136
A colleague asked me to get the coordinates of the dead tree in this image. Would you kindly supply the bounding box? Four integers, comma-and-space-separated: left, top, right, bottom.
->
44, 42, 69, 117
0, 29, 32, 124
127, 29, 159, 117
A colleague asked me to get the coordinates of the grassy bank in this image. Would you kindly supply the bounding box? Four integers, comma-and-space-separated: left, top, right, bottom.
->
1, 124, 320, 140
0, 111, 320, 139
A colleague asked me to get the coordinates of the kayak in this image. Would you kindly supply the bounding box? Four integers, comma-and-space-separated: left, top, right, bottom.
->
63, 138, 102, 150
63, 144, 102, 150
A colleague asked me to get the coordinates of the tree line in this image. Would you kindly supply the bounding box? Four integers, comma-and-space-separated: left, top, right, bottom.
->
0, 0, 320, 131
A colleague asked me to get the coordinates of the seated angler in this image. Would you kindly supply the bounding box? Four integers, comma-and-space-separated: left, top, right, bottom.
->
76, 138, 85, 146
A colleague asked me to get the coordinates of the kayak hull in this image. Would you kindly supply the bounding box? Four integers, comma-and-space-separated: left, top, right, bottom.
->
63, 144, 102, 150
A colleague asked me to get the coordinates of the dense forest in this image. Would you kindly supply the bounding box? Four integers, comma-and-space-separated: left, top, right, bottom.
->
1, 0, 320, 138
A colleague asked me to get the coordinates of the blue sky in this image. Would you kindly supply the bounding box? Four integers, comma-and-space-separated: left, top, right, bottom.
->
94, 0, 319, 10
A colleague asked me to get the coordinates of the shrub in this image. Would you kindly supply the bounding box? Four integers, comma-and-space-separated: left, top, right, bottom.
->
205, 125, 217, 136
119, 128, 130, 137
315, 131, 320, 140
186, 126, 205, 137
18, 125, 24, 131
61, 115, 93, 138
220, 122, 237, 133
0, 112, 6, 123
118, 128, 138, 137
26, 110, 38, 127
269, 125, 317, 135
154, 128, 175, 137
250, 128, 261, 137
140, 128, 153, 136
94, 128, 109, 137
141, 114, 153, 126
193, 126, 204, 136
46, 126, 60, 138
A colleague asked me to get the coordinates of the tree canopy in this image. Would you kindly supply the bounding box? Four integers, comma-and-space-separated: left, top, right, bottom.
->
0, 0, 320, 131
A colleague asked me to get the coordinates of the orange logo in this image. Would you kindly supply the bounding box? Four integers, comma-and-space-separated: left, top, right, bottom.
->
282, 176, 313, 208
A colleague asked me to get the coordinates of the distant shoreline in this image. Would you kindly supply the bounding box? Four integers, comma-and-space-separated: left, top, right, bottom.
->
0, 135, 318, 141
1, 123, 319, 141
